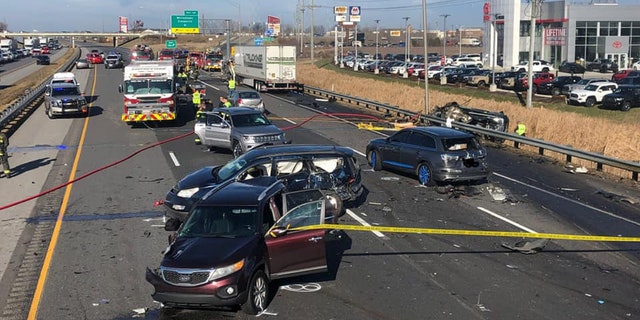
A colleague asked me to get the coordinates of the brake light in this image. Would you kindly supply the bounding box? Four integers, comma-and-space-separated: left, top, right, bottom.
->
237, 99, 243, 104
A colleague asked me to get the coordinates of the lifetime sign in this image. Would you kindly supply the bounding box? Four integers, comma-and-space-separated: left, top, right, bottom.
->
544, 28, 566, 46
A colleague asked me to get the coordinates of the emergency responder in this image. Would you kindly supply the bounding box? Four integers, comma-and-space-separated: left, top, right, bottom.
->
177, 68, 188, 79
192, 89, 201, 110
0, 132, 10, 178
219, 96, 232, 108
515, 121, 526, 136
227, 77, 237, 104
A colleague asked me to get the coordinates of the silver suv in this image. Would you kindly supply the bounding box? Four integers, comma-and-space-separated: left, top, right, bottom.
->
194, 107, 288, 157
44, 83, 88, 118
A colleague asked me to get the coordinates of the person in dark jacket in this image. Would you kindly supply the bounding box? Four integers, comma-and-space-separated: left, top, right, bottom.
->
0, 132, 10, 178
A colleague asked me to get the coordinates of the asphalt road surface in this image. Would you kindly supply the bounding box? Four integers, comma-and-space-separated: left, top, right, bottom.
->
0, 46, 639, 320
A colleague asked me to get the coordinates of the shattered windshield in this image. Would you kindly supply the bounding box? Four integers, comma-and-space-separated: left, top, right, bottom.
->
217, 157, 249, 181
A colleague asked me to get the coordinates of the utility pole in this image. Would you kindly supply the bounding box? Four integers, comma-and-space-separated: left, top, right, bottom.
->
374, 19, 380, 74
403, 17, 410, 78
527, 0, 540, 109
300, 0, 305, 55
403, 17, 410, 62
422, 0, 430, 114
310, 0, 315, 62
225, 19, 231, 64
440, 14, 450, 63
458, 26, 463, 57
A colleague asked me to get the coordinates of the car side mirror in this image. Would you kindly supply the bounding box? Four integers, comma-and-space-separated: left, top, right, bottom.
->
164, 218, 182, 232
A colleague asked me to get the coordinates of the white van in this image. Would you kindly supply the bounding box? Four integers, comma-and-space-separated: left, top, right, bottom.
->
50, 72, 79, 87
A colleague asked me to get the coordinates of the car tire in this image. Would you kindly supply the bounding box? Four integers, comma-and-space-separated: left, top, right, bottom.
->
477, 80, 486, 88
621, 101, 631, 112
46, 107, 55, 119
367, 149, 382, 171
241, 270, 269, 315
232, 140, 243, 158
416, 162, 435, 186
585, 97, 596, 108
542, 68, 549, 73
551, 87, 561, 96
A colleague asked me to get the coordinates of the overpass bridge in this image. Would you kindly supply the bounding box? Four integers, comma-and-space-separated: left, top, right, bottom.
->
1, 32, 156, 47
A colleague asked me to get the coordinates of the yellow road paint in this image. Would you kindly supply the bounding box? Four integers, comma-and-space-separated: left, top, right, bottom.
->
291, 224, 640, 242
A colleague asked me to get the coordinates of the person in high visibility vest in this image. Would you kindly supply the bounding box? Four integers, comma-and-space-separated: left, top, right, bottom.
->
192, 90, 201, 108
515, 121, 526, 136
0, 132, 11, 178
219, 96, 232, 108
227, 77, 238, 104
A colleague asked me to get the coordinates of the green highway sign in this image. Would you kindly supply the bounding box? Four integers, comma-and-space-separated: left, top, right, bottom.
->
166, 40, 177, 49
184, 10, 198, 16
171, 15, 200, 34
264, 37, 274, 42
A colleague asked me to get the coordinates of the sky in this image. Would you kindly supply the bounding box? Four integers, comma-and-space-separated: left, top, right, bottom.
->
1, 0, 639, 33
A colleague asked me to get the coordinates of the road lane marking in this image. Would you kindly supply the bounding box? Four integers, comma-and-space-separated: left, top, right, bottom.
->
28, 58, 99, 320
493, 172, 640, 228
477, 207, 538, 233
346, 209, 386, 238
281, 117, 296, 125
169, 151, 180, 167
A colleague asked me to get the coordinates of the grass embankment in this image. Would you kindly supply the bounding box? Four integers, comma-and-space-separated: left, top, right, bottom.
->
298, 60, 640, 179
0, 48, 78, 112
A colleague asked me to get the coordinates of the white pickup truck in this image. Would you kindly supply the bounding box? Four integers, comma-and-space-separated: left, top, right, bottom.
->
512, 60, 554, 73
567, 81, 618, 107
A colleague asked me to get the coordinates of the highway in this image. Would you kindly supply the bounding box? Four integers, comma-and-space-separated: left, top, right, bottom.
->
0, 43, 639, 320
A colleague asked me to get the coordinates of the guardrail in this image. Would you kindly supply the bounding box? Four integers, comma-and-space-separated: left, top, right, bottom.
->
304, 86, 640, 181
0, 48, 81, 130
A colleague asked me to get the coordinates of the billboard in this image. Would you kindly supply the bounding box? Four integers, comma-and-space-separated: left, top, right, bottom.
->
544, 28, 566, 46
119, 16, 128, 33
349, 6, 361, 22
266, 16, 281, 37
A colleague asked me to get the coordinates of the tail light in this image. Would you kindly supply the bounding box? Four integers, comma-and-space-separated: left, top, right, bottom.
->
237, 99, 243, 105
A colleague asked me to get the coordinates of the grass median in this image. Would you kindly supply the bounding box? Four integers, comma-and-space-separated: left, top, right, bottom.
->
298, 59, 640, 179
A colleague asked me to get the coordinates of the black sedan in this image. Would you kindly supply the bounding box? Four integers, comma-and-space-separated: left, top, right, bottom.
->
537, 76, 582, 96
36, 55, 50, 65
366, 127, 489, 186
558, 61, 586, 74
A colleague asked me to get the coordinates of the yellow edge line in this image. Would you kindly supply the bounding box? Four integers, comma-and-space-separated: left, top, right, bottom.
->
28, 66, 97, 320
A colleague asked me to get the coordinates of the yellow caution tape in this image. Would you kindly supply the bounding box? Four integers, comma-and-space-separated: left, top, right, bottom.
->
356, 122, 417, 131
289, 224, 640, 242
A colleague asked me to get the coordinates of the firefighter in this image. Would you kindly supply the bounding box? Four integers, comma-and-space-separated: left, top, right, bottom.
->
0, 132, 10, 178
192, 89, 201, 110
515, 121, 526, 136
219, 96, 232, 108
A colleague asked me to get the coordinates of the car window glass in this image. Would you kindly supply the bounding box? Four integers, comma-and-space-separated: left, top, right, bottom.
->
443, 137, 477, 151
276, 200, 323, 229
179, 206, 259, 237
414, 133, 436, 149
207, 114, 223, 126
389, 131, 410, 143
239, 162, 272, 181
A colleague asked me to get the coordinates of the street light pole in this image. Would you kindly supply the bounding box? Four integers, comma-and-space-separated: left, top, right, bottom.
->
440, 14, 450, 64
374, 19, 380, 74
402, 17, 410, 78
458, 26, 463, 57
422, 0, 430, 114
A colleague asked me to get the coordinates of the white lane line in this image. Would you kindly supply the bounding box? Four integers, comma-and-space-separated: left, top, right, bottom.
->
169, 151, 181, 167
281, 117, 297, 125
493, 172, 640, 228
346, 209, 386, 238
477, 207, 538, 233
199, 81, 220, 91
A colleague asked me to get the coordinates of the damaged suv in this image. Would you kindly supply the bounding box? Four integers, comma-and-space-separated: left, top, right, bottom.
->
164, 144, 364, 223
366, 127, 489, 186
147, 176, 340, 314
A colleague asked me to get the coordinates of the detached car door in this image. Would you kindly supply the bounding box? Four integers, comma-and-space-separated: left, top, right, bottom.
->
266, 190, 327, 279
204, 113, 231, 148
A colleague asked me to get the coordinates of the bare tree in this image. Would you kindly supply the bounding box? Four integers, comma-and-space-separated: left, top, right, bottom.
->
0, 22, 7, 32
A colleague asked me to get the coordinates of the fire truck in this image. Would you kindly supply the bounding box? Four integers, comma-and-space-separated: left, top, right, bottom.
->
119, 61, 178, 124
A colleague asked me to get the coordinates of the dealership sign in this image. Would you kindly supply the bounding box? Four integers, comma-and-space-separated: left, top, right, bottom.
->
349, 6, 361, 22
544, 28, 566, 46
605, 36, 629, 54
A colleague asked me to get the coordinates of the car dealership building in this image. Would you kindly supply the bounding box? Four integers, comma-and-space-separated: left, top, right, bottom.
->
483, 0, 640, 69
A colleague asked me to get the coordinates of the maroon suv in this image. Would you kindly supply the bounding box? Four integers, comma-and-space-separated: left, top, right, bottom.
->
146, 176, 339, 314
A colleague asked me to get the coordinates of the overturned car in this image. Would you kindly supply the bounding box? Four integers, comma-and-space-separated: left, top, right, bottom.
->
429, 102, 510, 142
